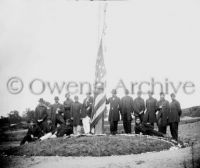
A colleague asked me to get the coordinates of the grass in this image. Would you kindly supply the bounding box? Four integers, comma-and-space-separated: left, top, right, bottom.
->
2, 135, 172, 157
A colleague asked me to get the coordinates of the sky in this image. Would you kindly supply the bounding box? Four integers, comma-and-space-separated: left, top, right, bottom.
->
0, 0, 200, 116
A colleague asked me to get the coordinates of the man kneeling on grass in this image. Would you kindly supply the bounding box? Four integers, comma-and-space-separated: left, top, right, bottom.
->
20, 120, 43, 145
40, 119, 73, 140
134, 117, 164, 137
51, 119, 73, 138
39, 118, 56, 141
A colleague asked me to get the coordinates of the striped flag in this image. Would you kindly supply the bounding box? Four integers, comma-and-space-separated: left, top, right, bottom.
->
90, 38, 107, 129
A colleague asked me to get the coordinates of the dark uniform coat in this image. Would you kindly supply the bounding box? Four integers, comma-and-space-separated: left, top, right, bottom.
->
133, 97, 145, 117
169, 100, 182, 123
120, 95, 134, 121
71, 102, 82, 126
144, 97, 158, 123
50, 103, 63, 126
63, 98, 73, 120
107, 96, 121, 122
43, 123, 55, 134
157, 99, 170, 126
27, 124, 43, 138
81, 96, 94, 118
35, 104, 48, 122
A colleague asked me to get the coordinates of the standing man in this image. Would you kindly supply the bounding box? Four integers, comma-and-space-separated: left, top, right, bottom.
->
144, 91, 158, 127
35, 98, 48, 131
120, 89, 134, 134
133, 91, 145, 122
106, 89, 121, 135
63, 92, 73, 122
82, 91, 93, 134
157, 92, 170, 134
71, 95, 82, 135
169, 93, 182, 141
50, 96, 63, 126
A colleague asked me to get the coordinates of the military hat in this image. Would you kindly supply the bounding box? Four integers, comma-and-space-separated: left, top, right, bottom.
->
111, 89, 117, 94
125, 89, 129, 95
54, 96, 59, 100
38, 98, 44, 103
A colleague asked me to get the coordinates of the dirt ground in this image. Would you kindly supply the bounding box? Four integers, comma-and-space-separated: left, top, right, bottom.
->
1, 121, 200, 168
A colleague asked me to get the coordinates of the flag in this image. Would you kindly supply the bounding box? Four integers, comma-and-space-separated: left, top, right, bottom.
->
90, 38, 106, 129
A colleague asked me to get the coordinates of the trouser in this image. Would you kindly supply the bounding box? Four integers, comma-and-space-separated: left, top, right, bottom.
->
146, 129, 164, 137
123, 119, 132, 134
40, 132, 53, 141
82, 116, 90, 134
73, 125, 81, 135
20, 135, 37, 145
169, 122, 178, 141
110, 121, 118, 134
158, 125, 167, 134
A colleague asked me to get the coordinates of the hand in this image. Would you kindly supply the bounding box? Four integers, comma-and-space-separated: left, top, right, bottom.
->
31, 135, 34, 138
56, 108, 60, 114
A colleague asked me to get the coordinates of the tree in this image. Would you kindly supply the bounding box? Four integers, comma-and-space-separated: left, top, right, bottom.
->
8, 110, 21, 124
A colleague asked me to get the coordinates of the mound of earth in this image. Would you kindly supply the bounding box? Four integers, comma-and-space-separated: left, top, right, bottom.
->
3, 135, 173, 157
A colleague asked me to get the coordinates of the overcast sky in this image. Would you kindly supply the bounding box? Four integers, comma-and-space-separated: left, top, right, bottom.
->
0, 0, 200, 116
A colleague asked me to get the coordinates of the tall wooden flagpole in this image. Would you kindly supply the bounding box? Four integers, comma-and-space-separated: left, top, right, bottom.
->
91, 2, 108, 134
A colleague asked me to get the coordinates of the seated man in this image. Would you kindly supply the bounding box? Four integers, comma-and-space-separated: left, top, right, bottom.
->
134, 117, 164, 137
20, 120, 43, 145
50, 120, 73, 138
40, 118, 56, 141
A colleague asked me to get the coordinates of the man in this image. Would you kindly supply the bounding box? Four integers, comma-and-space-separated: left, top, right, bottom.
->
157, 92, 170, 134
106, 89, 121, 135
120, 89, 134, 134
20, 120, 43, 145
133, 91, 145, 122
71, 95, 82, 135
63, 92, 73, 121
81, 91, 93, 134
34, 98, 48, 131
144, 91, 158, 127
40, 118, 56, 141
56, 110, 65, 125
50, 96, 63, 126
134, 117, 164, 137
169, 93, 182, 141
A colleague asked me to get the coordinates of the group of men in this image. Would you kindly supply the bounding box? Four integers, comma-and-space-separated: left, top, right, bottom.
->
108, 89, 182, 141
21, 92, 93, 145
21, 89, 182, 145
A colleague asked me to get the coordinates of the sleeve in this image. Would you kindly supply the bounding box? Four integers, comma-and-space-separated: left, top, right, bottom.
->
131, 97, 134, 113
133, 99, 139, 116
34, 107, 38, 121
155, 99, 158, 112
142, 99, 145, 112
42, 107, 48, 121
177, 101, 182, 116
70, 104, 73, 118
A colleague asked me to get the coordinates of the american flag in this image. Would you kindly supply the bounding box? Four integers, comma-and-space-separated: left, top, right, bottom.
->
90, 38, 107, 129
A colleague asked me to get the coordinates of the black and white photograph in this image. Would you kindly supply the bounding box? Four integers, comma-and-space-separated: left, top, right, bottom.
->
0, 0, 200, 168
